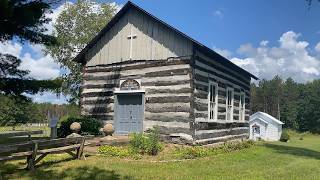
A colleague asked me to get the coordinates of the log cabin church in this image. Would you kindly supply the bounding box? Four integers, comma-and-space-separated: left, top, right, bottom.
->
74, 1, 258, 145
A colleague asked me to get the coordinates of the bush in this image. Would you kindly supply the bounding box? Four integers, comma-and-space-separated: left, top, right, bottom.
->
219, 140, 255, 152
174, 141, 255, 159
130, 133, 148, 154
129, 128, 163, 155
145, 128, 163, 155
57, 116, 102, 137
174, 146, 209, 159
280, 130, 290, 142
299, 136, 304, 140
98, 145, 130, 158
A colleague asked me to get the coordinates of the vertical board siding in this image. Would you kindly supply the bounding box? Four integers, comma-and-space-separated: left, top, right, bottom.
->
81, 59, 193, 135
85, 8, 192, 66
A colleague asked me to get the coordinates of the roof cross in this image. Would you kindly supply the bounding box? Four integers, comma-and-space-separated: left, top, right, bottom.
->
127, 24, 137, 60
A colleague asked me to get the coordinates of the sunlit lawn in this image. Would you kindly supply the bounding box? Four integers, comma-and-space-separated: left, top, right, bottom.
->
0, 126, 50, 144
1, 132, 320, 180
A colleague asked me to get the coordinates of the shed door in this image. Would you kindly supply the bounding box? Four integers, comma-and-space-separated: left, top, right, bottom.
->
115, 94, 143, 134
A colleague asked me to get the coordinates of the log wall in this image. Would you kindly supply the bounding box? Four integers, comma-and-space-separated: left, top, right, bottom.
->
81, 58, 193, 136
191, 50, 252, 144
81, 53, 253, 144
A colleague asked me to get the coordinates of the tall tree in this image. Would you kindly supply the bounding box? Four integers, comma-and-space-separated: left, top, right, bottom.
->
0, 54, 62, 98
0, 0, 63, 125
298, 80, 320, 133
0, 0, 61, 98
251, 76, 320, 133
45, 0, 117, 103
280, 78, 300, 129
0, 0, 57, 44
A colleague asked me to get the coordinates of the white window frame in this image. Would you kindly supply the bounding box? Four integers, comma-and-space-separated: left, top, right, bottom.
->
239, 91, 246, 122
226, 87, 234, 121
207, 81, 218, 121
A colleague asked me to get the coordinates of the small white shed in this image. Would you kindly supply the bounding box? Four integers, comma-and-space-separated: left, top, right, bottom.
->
249, 112, 284, 141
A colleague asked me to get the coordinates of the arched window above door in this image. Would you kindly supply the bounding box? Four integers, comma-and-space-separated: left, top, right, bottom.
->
120, 79, 140, 90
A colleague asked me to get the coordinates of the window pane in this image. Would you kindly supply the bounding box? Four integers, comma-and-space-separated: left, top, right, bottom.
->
208, 83, 218, 120
227, 90, 232, 105
210, 85, 213, 102
212, 85, 215, 102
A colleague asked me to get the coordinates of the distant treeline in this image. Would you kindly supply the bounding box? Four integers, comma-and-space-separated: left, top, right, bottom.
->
251, 76, 320, 133
0, 95, 80, 126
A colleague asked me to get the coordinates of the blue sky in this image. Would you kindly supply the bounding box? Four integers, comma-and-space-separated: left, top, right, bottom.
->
118, 0, 320, 53
0, 0, 319, 104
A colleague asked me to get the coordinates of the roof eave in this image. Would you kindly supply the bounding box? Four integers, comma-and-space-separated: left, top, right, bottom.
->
73, 1, 259, 80
194, 43, 259, 80
73, 1, 135, 64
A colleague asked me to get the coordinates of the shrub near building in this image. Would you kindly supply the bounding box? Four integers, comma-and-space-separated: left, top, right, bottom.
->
280, 130, 290, 142
57, 116, 102, 137
130, 128, 163, 155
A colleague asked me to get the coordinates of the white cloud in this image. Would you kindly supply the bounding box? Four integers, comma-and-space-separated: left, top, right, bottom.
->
213, 47, 232, 59
315, 42, 320, 52
0, 1, 122, 104
0, 41, 22, 57
237, 43, 257, 56
231, 31, 320, 83
26, 92, 68, 104
44, 2, 72, 34
111, 2, 123, 12
0, 40, 61, 80
214, 10, 224, 19
302, 67, 319, 76
44, 1, 122, 35
19, 53, 60, 80
279, 31, 308, 51
260, 40, 269, 46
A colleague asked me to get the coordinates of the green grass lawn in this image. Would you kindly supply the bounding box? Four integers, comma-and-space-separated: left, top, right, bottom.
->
0, 126, 50, 144
1, 132, 320, 180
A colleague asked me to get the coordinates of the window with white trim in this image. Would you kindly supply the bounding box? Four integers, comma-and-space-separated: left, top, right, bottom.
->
239, 91, 245, 121
226, 88, 234, 121
208, 82, 218, 121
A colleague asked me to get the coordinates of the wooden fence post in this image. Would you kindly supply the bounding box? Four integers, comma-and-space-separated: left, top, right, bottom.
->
27, 142, 38, 170
77, 138, 85, 159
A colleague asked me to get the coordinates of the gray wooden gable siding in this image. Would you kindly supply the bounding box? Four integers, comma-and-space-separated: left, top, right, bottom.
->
81, 59, 193, 135
85, 8, 193, 66
191, 50, 251, 144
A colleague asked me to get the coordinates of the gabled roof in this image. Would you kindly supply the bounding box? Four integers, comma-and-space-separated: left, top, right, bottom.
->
74, 1, 258, 80
251, 117, 269, 125
250, 112, 284, 125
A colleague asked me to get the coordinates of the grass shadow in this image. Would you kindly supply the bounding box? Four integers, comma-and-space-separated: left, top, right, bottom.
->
33, 166, 134, 180
1, 162, 134, 180
35, 153, 92, 168
264, 143, 320, 159
35, 156, 75, 168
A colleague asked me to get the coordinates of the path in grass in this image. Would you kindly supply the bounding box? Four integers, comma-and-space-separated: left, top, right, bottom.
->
1, 133, 320, 180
